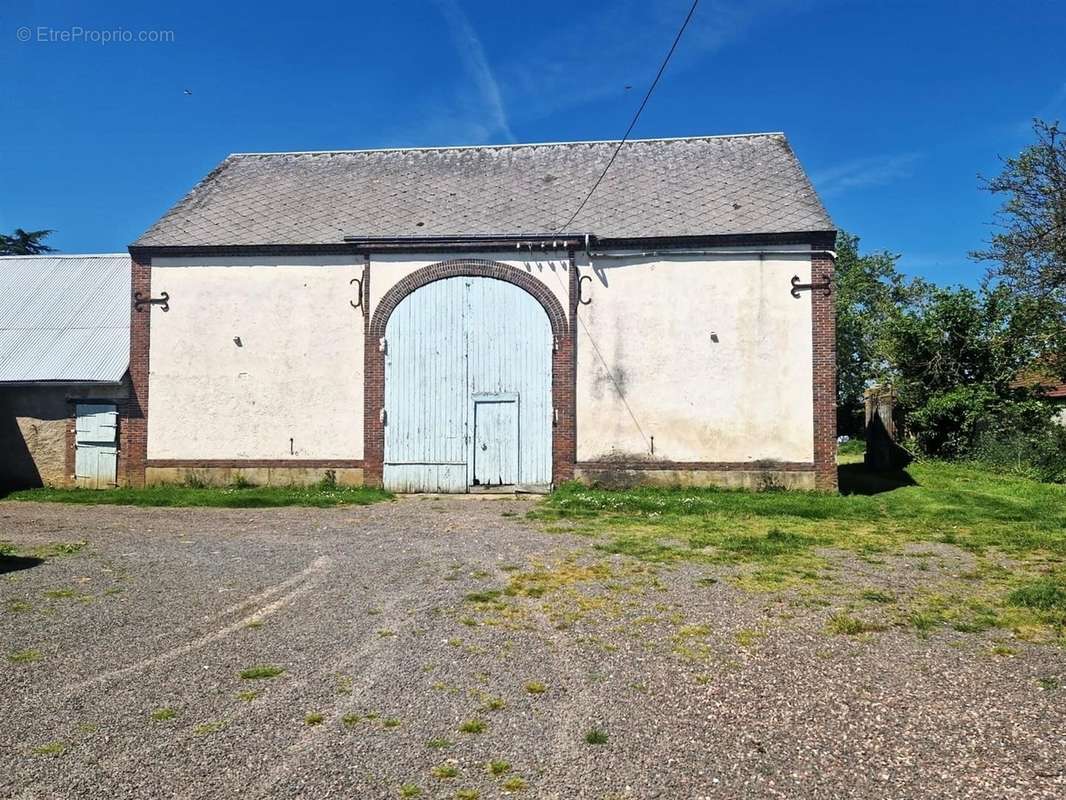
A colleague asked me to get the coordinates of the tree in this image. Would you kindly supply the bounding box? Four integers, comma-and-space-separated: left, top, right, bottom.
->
879, 284, 1060, 457
833, 231, 925, 436
0, 228, 56, 255
972, 119, 1066, 307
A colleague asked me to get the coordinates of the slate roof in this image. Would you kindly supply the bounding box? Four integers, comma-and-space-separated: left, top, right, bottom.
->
0, 254, 130, 383
134, 133, 833, 248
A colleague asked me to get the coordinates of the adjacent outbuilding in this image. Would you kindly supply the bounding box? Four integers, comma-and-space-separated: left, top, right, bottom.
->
128, 133, 838, 491
0, 254, 132, 488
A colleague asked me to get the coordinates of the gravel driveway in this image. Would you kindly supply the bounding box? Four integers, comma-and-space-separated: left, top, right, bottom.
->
1, 497, 1063, 799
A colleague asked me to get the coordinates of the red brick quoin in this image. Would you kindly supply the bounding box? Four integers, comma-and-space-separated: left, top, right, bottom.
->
810, 240, 838, 491
363, 258, 575, 488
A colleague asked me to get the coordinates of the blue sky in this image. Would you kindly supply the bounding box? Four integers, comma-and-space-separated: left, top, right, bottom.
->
2, 0, 1064, 286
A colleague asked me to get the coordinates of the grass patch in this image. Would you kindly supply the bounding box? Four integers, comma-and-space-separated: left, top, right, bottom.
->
32, 741, 66, 757
8, 649, 41, 664
1037, 676, 1059, 690
426, 737, 453, 749
239, 665, 284, 680
5, 599, 32, 613
432, 764, 459, 779
383, 717, 402, 729
584, 727, 609, 745
524, 681, 546, 694
341, 714, 361, 728
399, 785, 422, 798
305, 712, 324, 726
487, 760, 511, 776
150, 707, 177, 722
826, 613, 884, 636
458, 719, 486, 734
455, 790, 479, 800
237, 690, 259, 702
193, 721, 226, 735
502, 777, 528, 792
8, 484, 392, 509
535, 463, 1066, 641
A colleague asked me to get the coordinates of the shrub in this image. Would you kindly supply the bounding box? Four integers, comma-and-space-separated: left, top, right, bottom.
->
968, 420, 1066, 483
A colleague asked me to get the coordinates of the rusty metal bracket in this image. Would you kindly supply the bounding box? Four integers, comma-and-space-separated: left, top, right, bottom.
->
790, 274, 832, 299
134, 291, 169, 312
350, 277, 363, 310
578, 274, 592, 305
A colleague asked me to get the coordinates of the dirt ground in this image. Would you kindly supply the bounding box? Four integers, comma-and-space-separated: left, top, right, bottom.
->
1, 497, 1063, 799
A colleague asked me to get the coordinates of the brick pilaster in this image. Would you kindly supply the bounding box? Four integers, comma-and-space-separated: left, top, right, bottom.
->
811, 240, 838, 491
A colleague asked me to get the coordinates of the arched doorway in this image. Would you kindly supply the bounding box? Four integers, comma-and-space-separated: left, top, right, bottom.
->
382, 275, 554, 492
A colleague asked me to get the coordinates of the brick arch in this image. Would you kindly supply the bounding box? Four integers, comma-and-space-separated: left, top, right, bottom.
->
364, 259, 575, 489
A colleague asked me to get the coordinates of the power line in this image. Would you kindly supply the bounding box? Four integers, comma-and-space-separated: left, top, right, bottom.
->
555, 0, 700, 233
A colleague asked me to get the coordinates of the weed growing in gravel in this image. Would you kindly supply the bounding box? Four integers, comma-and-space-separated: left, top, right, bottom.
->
239, 665, 284, 680
585, 727, 609, 745
383, 718, 402, 729
502, 777, 527, 792
734, 628, 764, 647
342, 714, 361, 728
32, 741, 66, 757
455, 790, 479, 800
826, 613, 884, 636
860, 589, 896, 604
426, 738, 453, 749
464, 589, 503, 603
193, 721, 226, 735
458, 719, 486, 734
487, 760, 511, 776
432, 764, 459, 779
1037, 676, 1060, 690
44, 588, 77, 599
5, 599, 32, 613
7, 649, 41, 664
991, 643, 1017, 656
237, 690, 258, 702
399, 785, 422, 798
524, 682, 546, 694
482, 696, 506, 711
150, 707, 177, 722
378, 628, 396, 637
305, 712, 324, 725
1007, 576, 1066, 612
245, 620, 264, 629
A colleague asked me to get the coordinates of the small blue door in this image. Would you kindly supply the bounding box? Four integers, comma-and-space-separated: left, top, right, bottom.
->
75, 403, 118, 488
383, 276, 552, 492
472, 396, 518, 487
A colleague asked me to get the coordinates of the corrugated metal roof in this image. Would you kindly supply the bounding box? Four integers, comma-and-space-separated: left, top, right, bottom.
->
134, 133, 834, 247
0, 254, 130, 383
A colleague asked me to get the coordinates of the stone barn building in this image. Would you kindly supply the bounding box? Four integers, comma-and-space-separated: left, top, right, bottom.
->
0, 254, 132, 489
127, 133, 837, 492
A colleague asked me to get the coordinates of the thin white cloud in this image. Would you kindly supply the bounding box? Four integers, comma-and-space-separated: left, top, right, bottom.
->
432, 0, 515, 142
811, 153, 922, 198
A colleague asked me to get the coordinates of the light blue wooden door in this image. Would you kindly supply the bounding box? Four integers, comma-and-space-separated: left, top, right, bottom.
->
472, 397, 519, 486
75, 403, 118, 488
383, 276, 552, 492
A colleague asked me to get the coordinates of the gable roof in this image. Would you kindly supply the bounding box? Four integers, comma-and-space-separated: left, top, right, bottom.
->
133, 133, 833, 248
0, 254, 130, 383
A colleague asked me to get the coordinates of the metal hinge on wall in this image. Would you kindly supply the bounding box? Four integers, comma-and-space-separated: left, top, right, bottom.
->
134, 291, 170, 312
790, 274, 832, 298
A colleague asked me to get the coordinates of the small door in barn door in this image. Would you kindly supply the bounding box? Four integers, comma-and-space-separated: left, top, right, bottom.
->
75, 403, 118, 488
472, 395, 518, 487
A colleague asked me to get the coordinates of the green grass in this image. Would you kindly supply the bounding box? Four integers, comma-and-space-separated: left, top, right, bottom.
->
32, 741, 66, 757
432, 764, 459, 779
535, 462, 1066, 641
7, 484, 392, 509
7, 649, 41, 664
458, 719, 486, 734
487, 760, 511, 776
502, 776, 528, 792
826, 613, 884, 636
150, 707, 177, 722
239, 665, 285, 680
426, 737, 453, 749
584, 727, 609, 745
523, 681, 546, 694
305, 712, 324, 726
455, 790, 480, 800
399, 784, 423, 798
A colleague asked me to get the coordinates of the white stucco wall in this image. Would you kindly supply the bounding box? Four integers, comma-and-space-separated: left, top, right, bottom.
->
575, 249, 815, 464
368, 251, 571, 320
148, 256, 364, 460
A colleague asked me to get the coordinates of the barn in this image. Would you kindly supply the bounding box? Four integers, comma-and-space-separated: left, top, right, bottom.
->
0, 254, 132, 489
127, 133, 837, 492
